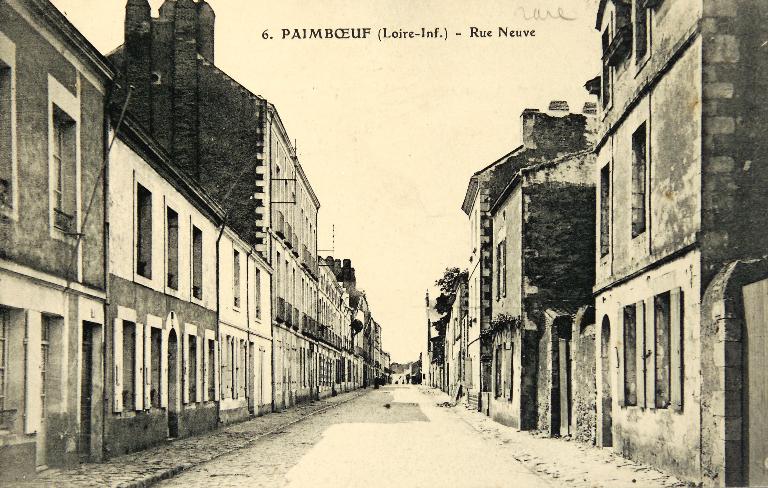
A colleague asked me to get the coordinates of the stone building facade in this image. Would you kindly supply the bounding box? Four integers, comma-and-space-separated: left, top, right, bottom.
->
488, 115, 595, 433
593, 0, 768, 485
0, 0, 113, 477
462, 103, 595, 417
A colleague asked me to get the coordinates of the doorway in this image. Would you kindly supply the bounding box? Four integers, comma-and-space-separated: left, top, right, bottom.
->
742, 278, 768, 486
599, 316, 613, 447
79, 323, 95, 461
556, 317, 573, 438
167, 329, 179, 439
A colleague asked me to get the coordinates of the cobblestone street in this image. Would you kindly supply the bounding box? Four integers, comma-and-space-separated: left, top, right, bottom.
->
7, 385, 691, 488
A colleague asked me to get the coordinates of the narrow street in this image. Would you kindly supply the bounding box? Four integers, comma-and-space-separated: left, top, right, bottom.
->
157, 385, 551, 488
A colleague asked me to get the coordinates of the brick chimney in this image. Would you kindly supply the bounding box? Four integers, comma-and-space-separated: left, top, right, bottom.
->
197, 0, 215, 63
124, 0, 152, 128
120, 0, 220, 177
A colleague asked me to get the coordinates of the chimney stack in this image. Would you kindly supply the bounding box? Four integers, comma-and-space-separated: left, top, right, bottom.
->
548, 100, 570, 112
520, 108, 541, 149
124, 0, 152, 129
520, 105, 589, 154
197, 1, 215, 63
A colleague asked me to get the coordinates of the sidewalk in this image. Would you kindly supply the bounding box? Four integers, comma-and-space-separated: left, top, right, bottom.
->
14, 390, 368, 488
419, 387, 689, 488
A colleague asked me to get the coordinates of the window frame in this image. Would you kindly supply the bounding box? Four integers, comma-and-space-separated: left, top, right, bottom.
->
0, 32, 17, 221
631, 122, 648, 238
47, 75, 80, 242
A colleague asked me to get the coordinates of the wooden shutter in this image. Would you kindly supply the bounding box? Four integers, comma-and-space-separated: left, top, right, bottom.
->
25, 311, 42, 433
203, 338, 210, 402
134, 323, 144, 411
215, 333, 222, 400
144, 323, 151, 409
670, 288, 683, 411
504, 345, 512, 399
635, 301, 646, 408
196, 334, 203, 403
113, 318, 123, 413
160, 328, 168, 408
616, 309, 625, 407
182, 332, 189, 404
644, 297, 656, 410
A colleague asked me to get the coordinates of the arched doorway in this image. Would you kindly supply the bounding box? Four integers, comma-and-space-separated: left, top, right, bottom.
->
167, 328, 179, 439
600, 316, 612, 447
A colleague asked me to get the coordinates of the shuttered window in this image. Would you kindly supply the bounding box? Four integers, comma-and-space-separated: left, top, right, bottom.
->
622, 304, 638, 406
600, 164, 611, 256
631, 123, 647, 237
136, 185, 152, 278
122, 321, 136, 411
166, 207, 179, 289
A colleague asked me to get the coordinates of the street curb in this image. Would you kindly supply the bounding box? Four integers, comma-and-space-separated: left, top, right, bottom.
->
118, 389, 368, 488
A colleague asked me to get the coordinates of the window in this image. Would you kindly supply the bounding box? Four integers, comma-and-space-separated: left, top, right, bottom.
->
508, 343, 514, 401
122, 321, 136, 411
499, 240, 507, 298
494, 345, 502, 398
229, 337, 236, 398
207, 339, 215, 400
0, 308, 7, 412
0, 61, 13, 211
239, 340, 246, 398
654, 292, 672, 408
631, 123, 647, 237
635, 0, 649, 63
192, 226, 203, 299
150, 328, 161, 408
136, 184, 152, 278
600, 164, 611, 256
52, 107, 76, 232
254, 269, 262, 319
166, 207, 179, 289
601, 28, 612, 108
233, 250, 241, 308
623, 304, 638, 406
188, 334, 197, 402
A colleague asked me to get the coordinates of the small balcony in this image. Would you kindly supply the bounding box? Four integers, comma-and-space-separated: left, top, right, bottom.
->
54, 207, 75, 233
285, 300, 294, 327
274, 211, 285, 238
284, 222, 293, 249
275, 297, 286, 323
604, 24, 632, 67
291, 231, 300, 257
292, 307, 300, 331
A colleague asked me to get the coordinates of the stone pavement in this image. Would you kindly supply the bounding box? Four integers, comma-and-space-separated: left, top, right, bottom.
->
420, 387, 691, 488
11, 389, 367, 488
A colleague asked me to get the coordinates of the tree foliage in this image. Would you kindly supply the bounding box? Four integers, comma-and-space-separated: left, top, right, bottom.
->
431, 267, 468, 336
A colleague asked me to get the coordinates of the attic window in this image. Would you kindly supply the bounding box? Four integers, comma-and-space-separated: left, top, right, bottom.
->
603, 2, 633, 67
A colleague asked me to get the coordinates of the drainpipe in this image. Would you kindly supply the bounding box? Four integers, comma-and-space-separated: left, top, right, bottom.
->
216, 220, 226, 423
100, 83, 113, 463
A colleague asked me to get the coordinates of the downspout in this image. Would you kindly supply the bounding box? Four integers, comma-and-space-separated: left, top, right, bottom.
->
267, 109, 277, 413
245, 244, 255, 414
100, 83, 112, 462
101, 84, 131, 459
216, 219, 226, 423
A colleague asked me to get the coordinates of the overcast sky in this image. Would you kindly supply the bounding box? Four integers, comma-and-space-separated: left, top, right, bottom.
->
50, 0, 600, 363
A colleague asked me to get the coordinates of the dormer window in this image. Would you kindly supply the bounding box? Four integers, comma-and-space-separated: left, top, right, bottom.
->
603, 1, 632, 68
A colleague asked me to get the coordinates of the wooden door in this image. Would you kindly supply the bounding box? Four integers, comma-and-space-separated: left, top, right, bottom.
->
742, 278, 768, 486
79, 324, 94, 461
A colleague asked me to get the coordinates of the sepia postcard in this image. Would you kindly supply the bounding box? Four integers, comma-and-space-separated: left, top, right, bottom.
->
0, 0, 766, 486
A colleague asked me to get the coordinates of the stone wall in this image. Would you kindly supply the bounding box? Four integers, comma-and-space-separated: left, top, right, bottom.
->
571, 306, 596, 445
